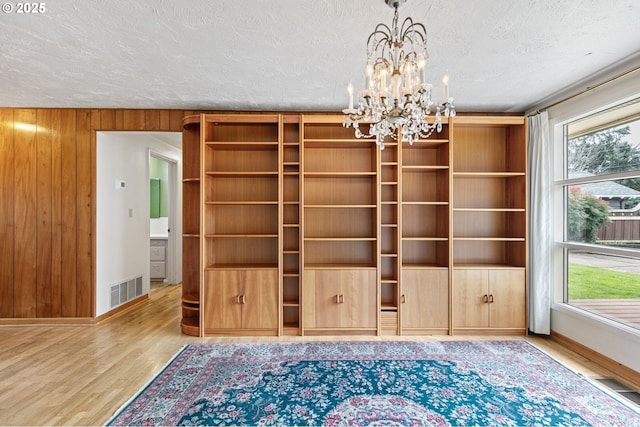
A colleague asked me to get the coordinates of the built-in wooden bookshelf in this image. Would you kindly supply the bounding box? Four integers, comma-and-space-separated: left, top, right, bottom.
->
451, 116, 527, 334
181, 113, 527, 337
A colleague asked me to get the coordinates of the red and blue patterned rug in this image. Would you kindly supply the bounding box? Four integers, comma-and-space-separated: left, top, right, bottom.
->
108, 340, 640, 426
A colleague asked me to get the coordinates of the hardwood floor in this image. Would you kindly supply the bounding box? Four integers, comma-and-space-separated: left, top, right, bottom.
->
0, 284, 637, 426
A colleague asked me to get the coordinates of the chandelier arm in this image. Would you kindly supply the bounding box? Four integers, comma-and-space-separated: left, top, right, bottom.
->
399, 18, 427, 43
367, 23, 393, 45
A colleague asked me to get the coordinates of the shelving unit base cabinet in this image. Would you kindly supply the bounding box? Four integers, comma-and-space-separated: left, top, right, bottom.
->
452, 268, 526, 335
303, 269, 377, 335
203, 269, 279, 336
401, 268, 449, 335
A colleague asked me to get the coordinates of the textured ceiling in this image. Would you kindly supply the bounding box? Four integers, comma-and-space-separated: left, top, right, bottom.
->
1, 0, 639, 113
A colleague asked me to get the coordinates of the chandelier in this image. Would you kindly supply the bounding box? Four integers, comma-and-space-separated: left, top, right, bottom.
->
342, 0, 455, 150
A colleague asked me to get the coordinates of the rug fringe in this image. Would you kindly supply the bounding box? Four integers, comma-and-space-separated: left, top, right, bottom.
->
526, 340, 640, 415
105, 344, 191, 425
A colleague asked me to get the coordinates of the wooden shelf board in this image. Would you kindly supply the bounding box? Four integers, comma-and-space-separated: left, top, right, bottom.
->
402, 237, 449, 241
453, 171, 525, 178
182, 293, 200, 304
452, 264, 525, 269
304, 204, 376, 209
181, 317, 199, 327
381, 303, 398, 310
182, 178, 201, 183
453, 237, 525, 241
282, 301, 300, 307
304, 264, 377, 269
381, 253, 398, 257
283, 224, 300, 228
205, 233, 279, 238
402, 201, 449, 206
283, 273, 300, 278
205, 201, 278, 205
381, 223, 398, 227
205, 171, 278, 176
401, 264, 449, 269
380, 279, 399, 284
206, 264, 279, 270
304, 237, 376, 241
182, 233, 200, 238
205, 141, 278, 150
403, 139, 448, 146
453, 208, 526, 212
381, 181, 398, 185
402, 165, 449, 171
304, 171, 376, 177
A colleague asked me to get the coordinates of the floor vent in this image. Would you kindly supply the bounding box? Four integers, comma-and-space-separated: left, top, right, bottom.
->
593, 377, 640, 406
110, 276, 144, 309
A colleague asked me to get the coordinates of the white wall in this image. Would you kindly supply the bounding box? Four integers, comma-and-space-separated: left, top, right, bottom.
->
539, 59, 640, 373
96, 132, 182, 317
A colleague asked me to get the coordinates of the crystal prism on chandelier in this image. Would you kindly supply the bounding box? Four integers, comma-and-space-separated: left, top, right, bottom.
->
342, 0, 455, 150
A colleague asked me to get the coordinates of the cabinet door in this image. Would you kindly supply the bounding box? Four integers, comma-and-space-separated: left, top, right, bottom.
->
303, 269, 376, 329
341, 270, 377, 329
203, 270, 243, 330
401, 269, 449, 330
489, 269, 526, 329
242, 269, 279, 330
452, 269, 488, 328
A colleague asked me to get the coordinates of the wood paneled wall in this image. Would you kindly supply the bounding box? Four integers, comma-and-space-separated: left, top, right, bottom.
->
0, 109, 190, 319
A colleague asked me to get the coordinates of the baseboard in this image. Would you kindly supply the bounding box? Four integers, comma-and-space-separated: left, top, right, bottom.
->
95, 294, 149, 323
551, 331, 640, 389
0, 317, 95, 326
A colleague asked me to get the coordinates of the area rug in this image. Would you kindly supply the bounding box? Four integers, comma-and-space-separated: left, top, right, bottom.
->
107, 340, 640, 426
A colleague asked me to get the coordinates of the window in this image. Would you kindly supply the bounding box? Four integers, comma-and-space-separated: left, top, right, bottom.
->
560, 100, 640, 330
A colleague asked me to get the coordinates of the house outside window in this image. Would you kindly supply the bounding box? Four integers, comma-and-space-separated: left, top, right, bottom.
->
560, 100, 640, 330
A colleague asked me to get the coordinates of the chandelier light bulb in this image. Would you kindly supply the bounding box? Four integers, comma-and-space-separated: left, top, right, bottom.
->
343, 0, 456, 148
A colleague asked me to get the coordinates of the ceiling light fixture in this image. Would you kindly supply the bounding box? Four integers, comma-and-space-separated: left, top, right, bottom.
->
342, 0, 455, 149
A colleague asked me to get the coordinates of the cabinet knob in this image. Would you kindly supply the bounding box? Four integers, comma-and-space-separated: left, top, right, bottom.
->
236, 295, 246, 304
401, 294, 406, 304
483, 294, 489, 303
339, 294, 344, 304
488, 294, 494, 303
335, 294, 340, 304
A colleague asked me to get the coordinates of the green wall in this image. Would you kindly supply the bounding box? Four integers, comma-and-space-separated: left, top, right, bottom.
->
149, 156, 169, 218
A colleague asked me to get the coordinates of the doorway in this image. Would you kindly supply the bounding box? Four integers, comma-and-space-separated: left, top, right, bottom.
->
149, 152, 178, 291
95, 131, 182, 317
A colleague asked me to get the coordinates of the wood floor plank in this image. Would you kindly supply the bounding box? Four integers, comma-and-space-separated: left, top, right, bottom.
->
0, 285, 637, 425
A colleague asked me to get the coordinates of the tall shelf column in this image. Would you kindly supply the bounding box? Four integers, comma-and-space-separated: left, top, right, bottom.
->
201, 114, 280, 336
181, 115, 202, 336
281, 115, 302, 335
379, 139, 400, 335
301, 115, 378, 335
399, 121, 451, 335
451, 116, 527, 335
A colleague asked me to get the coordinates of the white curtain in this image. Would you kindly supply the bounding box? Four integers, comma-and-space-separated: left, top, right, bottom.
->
528, 111, 552, 334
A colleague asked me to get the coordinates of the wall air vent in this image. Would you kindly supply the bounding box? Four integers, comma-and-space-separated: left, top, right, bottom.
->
109, 275, 144, 309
